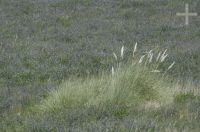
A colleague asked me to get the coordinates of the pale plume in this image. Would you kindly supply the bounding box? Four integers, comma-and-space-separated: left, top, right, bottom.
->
121, 46, 124, 59
113, 52, 118, 61
160, 54, 168, 62
162, 49, 168, 56
148, 50, 153, 56
156, 52, 161, 62
146, 50, 153, 63
160, 49, 168, 62
167, 61, 175, 70
112, 66, 115, 76
149, 53, 153, 63
133, 42, 137, 57
134, 42, 137, 52
151, 70, 161, 73
139, 55, 146, 64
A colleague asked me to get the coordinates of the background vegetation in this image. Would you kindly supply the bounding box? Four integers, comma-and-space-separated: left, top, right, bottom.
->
0, 0, 200, 131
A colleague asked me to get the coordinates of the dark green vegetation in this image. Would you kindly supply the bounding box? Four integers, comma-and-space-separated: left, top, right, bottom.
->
0, 0, 200, 131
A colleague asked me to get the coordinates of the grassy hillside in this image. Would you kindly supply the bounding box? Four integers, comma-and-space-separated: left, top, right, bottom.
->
0, 0, 200, 131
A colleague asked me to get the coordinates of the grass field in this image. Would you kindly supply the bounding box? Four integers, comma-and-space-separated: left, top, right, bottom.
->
0, 0, 200, 131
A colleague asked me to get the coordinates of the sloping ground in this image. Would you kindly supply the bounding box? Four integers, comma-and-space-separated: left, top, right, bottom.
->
0, 0, 200, 131
0, 0, 199, 81
1, 64, 200, 131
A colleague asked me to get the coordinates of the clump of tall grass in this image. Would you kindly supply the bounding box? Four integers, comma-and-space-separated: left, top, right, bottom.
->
36, 43, 175, 113
112, 43, 175, 76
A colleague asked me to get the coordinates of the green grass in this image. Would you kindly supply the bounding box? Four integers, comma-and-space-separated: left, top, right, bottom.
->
3, 64, 200, 131
0, 0, 200, 131
38, 65, 172, 113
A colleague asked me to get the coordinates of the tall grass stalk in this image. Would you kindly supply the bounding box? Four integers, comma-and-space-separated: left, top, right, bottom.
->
121, 46, 124, 60
112, 44, 175, 76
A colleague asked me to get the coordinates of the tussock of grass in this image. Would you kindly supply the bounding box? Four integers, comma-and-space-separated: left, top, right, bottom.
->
38, 64, 173, 113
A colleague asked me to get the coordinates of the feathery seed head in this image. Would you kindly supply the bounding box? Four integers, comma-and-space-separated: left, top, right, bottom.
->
112, 66, 115, 76
121, 46, 124, 59
134, 42, 137, 53
162, 49, 168, 56
133, 42, 137, 58
139, 55, 146, 64
160, 54, 168, 62
149, 53, 153, 63
156, 52, 161, 62
113, 52, 118, 61
167, 61, 175, 70
151, 70, 161, 73
160, 49, 168, 60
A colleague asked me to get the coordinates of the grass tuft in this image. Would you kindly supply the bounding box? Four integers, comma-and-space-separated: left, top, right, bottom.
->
37, 63, 173, 114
